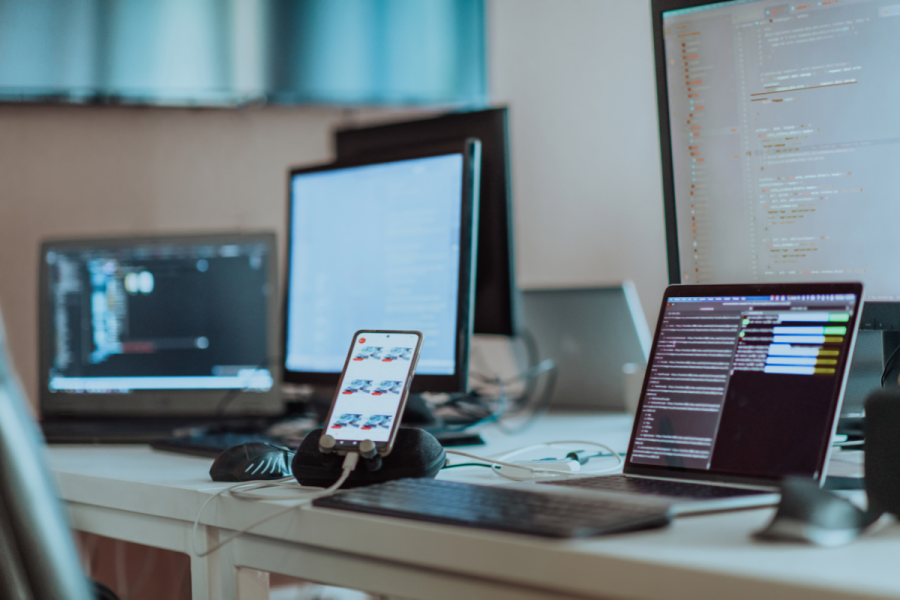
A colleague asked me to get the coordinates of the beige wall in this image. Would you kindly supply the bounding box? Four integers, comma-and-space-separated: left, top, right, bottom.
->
1, 0, 671, 411
0, 104, 355, 407
489, 0, 668, 316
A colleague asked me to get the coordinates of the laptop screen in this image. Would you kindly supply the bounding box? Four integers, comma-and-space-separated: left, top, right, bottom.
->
626, 283, 862, 484
42, 236, 275, 396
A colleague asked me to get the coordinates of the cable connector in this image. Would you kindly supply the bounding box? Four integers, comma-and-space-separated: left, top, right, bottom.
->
341, 452, 359, 472
565, 450, 592, 465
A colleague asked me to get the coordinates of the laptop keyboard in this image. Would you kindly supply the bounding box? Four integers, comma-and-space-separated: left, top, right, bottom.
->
539, 475, 771, 499
313, 478, 671, 539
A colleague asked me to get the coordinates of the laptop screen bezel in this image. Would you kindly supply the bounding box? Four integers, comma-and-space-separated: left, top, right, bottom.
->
623, 282, 863, 487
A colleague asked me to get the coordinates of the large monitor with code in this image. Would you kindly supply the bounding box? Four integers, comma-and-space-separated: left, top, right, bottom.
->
283, 142, 480, 394
651, 0, 900, 331
626, 283, 862, 485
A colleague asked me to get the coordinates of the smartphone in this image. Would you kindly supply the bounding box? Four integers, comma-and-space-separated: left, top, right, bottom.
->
322, 330, 424, 456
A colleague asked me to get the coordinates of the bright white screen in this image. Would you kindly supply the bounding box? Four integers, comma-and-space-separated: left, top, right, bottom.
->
325, 332, 419, 443
664, 0, 900, 301
286, 154, 464, 375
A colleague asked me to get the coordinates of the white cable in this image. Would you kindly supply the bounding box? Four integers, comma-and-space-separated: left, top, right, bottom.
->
228, 476, 305, 500
446, 440, 625, 481
191, 453, 359, 558
445, 449, 568, 475
496, 440, 622, 465
472, 358, 556, 388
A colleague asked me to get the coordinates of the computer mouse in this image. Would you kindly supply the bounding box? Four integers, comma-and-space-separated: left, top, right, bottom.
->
755, 477, 881, 546
209, 442, 295, 482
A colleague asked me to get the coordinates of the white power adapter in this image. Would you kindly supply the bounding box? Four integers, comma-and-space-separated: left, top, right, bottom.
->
516, 458, 582, 472
494, 458, 582, 481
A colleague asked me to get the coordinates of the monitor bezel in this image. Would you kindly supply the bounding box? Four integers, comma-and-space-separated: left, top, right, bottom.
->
624, 281, 863, 487
283, 141, 480, 394
38, 231, 283, 418
334, 107, 518, 337
650, 0, 900, 331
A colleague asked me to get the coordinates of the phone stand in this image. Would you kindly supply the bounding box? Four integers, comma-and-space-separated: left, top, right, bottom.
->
319, 435, 383, 471
292, 428, 446, 489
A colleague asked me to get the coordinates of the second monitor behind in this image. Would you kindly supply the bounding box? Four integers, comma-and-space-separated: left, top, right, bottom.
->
521, 283, 651, 411
335, 108, 516, 337
283, 140, 481, 395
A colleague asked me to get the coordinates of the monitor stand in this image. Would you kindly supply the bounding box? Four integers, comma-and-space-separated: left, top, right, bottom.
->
402, 395, 485, 446
828, 330, 898, 488
402, 394, 439, 426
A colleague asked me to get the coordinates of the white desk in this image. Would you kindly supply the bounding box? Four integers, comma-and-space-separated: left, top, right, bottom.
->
48, 414, 900, 600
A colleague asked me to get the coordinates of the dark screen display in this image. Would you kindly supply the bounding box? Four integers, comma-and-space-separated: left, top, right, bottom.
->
628, 287, 860, 481
45, 241, 273, 393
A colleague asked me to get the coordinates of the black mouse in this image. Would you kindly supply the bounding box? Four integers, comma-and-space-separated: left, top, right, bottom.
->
209, 442, 296, 482
755, 477, 881, 546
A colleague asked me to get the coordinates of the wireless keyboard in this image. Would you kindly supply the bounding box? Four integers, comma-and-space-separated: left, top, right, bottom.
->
312, 478, 671, 538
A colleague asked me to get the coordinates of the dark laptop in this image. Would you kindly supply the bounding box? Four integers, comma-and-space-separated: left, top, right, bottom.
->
542, 282, 863, 514
38, 232, 283, 443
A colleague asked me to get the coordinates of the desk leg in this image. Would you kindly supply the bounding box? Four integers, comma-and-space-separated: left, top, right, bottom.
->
193, 526, 267, 600
191, 525, 227, 600
235, 567, 269, 600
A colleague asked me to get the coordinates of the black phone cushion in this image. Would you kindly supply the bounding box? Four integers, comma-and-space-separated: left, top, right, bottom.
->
291, 428, 446, 488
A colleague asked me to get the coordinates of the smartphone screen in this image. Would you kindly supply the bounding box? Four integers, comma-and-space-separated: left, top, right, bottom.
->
324, 330, 423, 454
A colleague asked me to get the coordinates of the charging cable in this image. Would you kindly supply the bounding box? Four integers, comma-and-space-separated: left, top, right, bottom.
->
191, 452, 359, 557
445, 440, 624, 482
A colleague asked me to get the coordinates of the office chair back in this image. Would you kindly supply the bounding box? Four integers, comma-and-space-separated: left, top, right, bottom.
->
0, 315, 94, 600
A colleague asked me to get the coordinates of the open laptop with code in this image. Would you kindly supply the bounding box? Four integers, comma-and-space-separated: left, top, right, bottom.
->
542, 283, 863, 514
39, 232, 282, 443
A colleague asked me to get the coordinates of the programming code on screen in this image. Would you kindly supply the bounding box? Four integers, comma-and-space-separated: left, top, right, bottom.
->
630, 293, 856, 478
285, 154, 464, 375
664, 0, 900, 300
46, 242, 273, 393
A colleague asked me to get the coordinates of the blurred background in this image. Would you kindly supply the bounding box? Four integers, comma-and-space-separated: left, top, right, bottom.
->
0, 0, 675, 412
0, 2, 882, 598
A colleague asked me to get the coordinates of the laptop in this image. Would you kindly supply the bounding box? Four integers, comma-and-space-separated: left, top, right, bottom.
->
521, 283, 652, 410
38, 232, 283, 443
541, 282, 863, 514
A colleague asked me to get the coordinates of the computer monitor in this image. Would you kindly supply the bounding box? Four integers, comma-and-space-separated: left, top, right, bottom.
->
650, 0, 900, 378
334, 108, 517, 337
38, 232, 282, 417
283, 141, 481, 394
652, 0, 900, 330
